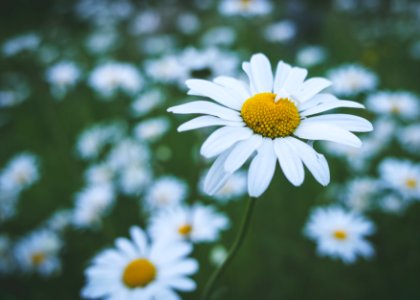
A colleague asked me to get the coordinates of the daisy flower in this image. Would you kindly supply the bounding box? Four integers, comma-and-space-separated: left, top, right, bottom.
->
366, 91, 419, 121
327, 64, 378, 96
340, 177, 379, 212
0, 153, 40, 193
143, 176, 188, 211
398, 123, 420, 155
304, 206, 375, 264
378, 158, 420, 200
148, 204, 229, 244
14, 229, 63, 276
45, 60, 81, 98
219, 0, 272, 17
134, 117, 171, 143
81, 226, 198, 300
168, 53, 372, 197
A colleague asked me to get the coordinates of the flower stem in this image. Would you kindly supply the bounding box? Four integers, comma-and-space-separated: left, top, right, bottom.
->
202, 196, 257, 300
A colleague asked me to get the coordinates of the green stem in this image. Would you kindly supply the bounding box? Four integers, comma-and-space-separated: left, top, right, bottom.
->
202, 196, 257, 300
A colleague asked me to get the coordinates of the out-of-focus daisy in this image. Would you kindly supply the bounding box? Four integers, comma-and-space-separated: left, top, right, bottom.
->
378, 158, 420, 200
141, 35, 177, 56
85, 29, 118, 54
327, 64, 378, 96
2, 33, 41, 57
201, 26, 236, 47
75, 0, 133, 26
199, 170, 247, 203
398, 123, 420, 155
44, 209, 73, 233
169, 53, 372, 197
72, 184, 115, 229
76, 122, 124, 160
14, 229, 63, 276
88, 62, 143, 98
143, 176, 188, 211
219, 0, 272, 17
264, 20, 297, 43
131, 89, 164, 117
106, 139, 150, 171
366, 91, 419, 121
81, 226, 198, 300
340, 177, 379, 212
45, 61, 81, 98
149, 204, 229, 244
0, 153, 40, 193
84, 163, 115, 186
304, 206, 375, 264
134, 117, 171, 143
129, 10, 161, 35
144, 55, 188, 85
379, 194, 409, 214
176, 12, 201, 35
296, 46, 327, 67
118, 164, 152, 196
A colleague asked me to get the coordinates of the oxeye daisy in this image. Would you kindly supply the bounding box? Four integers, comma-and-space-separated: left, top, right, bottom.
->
304, 206, 375, 264
81, 226, 198, 300
168, 53, 372, 197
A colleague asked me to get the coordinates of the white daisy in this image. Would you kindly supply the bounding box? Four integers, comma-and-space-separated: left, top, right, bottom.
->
0, 153, 40, 193
85, 29, 118, 54
264, 20, 297, 43
144, 55, 188, 85
219, 0, 272, 17
379, 194, 409, 214
129, 10, 161, 35
0, 188, 19, 222
44, 209, 73, 232
133, 117, 171, 143
72, 184, 115, 229
327, 64, 378, 96
168, 53, 372, 197
304, 206, 375, 264
398, 123, 420, 155
88, 62, 143, 98
81, 226, 198, 300
176, 12, 201, 35
2, 33, 41, 57
340, 177, 379, 212
106, 139, 151, 171
296, 45, 327, 67
45, 61, 81, 98
84, 163, 115, 186
131, 89, 164, 117
366, 91, 419, 121
201, 26, 236, 47
118, 164, 152, 196
378, 158, 420, 200
143, 176, 188, 211
148, 204, 229, 244
14, 229, 63, 276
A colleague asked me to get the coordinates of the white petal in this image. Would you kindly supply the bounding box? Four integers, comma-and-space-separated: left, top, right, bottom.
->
204, 151, 231, 195
273, 138, 304, 186
161, 259, 198, 277
213, 76, 251, 102
283, 67, 308, 95
273, 61, 292, 94
224, 134, 263, 173
165, 277, 196, 291
248, 139, 277, 197
302, 114, 373, 132
250, 53, 273, 93
167, 101, 242, 122
294, 78, 332, 102
299, 94, 364, 117
294, 122, 362, 147
130, 226, 148, 254
200, 127, 253, 158
177, 116, 244, 132
115, 238, 137, 258
286, 138, 330, 186
242, 62, 257, 94
186, 79, 243, 110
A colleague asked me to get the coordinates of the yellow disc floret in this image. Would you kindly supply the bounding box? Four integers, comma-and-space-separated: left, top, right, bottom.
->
178, 224, 193, 236
122, 258, 157, 288
332, 230, 348, 241
241, 93, 300, 138
405, 178, 417, 189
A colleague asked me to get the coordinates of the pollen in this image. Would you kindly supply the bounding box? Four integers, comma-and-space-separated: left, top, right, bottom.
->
178, 224, 193, 236
333, 230, 348, 241
241, 93, 300, 138
122, 258, 157, 288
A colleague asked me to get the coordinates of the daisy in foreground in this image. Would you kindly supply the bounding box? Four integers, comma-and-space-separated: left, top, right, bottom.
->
168, 53, 373, 197
82, 226, 198, 300
304, 206, 375, 264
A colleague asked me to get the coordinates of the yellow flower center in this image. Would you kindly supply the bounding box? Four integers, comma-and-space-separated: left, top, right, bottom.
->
178, 224, 193, 236
241, 93, 301, 138
333, 230, 348, 241
122, 258, 157, 288
405, 178, 417, 189
31, 252, 45, 266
